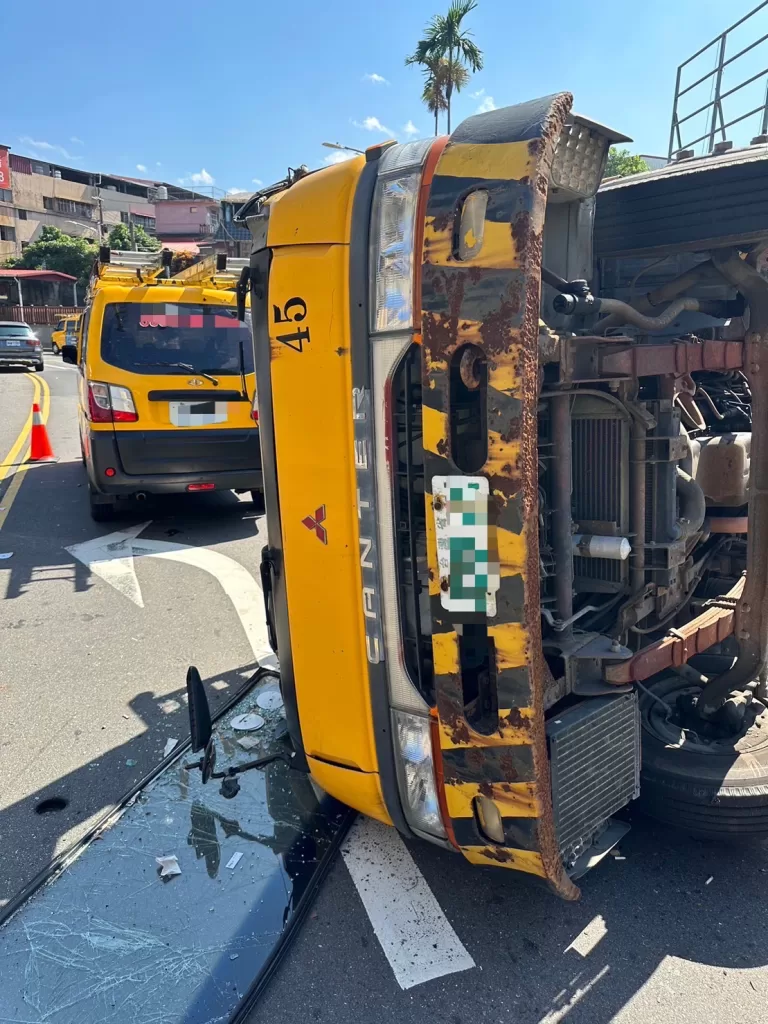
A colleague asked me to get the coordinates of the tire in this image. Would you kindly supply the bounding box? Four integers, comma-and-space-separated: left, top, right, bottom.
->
89, 486, 115, 523
251, 489, 266, 513
34, 363, 44, 372
639, 675, 768, 839
51, 345, 59, 355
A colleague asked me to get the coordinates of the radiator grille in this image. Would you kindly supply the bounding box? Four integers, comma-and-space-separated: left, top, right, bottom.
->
572, 415, 626, 585
547, 693, 640, 863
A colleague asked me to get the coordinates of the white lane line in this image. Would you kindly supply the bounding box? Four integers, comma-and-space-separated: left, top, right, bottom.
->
341, 816, 475, 990
66, 522, 274, 664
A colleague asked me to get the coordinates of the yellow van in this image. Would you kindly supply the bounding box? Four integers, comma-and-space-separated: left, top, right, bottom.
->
51, 314, 80, 355
62, 249, 260, 521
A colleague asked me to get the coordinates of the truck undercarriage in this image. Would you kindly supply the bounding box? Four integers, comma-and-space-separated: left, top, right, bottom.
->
532, 151, 768, 847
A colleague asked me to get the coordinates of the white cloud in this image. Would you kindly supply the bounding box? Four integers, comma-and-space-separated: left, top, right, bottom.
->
227, 187, 244, 194
156, 161, 162, 167
252, 177, 263, 186
19, 136, 72, 159
470, 88, 485, 99
353, 116, 392, 135
403, 120, 419, 137
136, 163, 147, 172
70, 135, 84, 145
363, 73, 388, 85
476, 95, 496, 113
178, 167, 215, 186
323, 150, 357, 165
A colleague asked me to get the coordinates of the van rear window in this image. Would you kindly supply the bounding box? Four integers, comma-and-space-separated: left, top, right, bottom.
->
100, 303, 253, 375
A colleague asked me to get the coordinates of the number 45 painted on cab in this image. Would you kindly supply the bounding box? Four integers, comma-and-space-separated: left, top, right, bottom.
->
273, 297, 309, 352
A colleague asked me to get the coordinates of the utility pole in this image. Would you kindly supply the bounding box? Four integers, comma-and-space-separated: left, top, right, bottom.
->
129, 213, 136, 251
94, 174, 106, 240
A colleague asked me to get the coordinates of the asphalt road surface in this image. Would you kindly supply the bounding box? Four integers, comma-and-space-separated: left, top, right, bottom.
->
0, 354, 264, 902
2, 355, 768, 1024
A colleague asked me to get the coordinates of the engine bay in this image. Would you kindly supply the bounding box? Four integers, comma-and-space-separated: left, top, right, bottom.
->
537, 249, 755, 711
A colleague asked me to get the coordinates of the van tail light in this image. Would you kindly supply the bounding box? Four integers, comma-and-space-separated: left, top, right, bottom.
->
109, 384, 139, 422
87, 381, 138, 423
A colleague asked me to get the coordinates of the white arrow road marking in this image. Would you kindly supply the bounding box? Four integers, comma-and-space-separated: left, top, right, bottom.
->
66, 522, 272, 662
66, 521, 148, 608
341, 816, 475, 989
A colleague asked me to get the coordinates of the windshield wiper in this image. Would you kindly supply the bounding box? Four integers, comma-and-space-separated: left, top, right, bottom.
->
136, 361, 219, 386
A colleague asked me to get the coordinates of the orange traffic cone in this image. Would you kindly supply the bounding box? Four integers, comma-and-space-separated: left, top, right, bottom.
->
29, 403, 56, 463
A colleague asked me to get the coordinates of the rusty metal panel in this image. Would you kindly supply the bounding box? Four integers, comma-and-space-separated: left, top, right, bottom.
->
605, 576, 744, 683
419, 94, 578, 899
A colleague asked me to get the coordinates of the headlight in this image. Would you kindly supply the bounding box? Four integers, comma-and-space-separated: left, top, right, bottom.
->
370, 173, 421, 332
392, 709, 445, 838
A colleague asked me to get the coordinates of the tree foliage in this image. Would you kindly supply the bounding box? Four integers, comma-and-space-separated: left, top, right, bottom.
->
605, 148, 650, 178
107, 222, 161, 252
2, 226, 98, 286
169, 250, 198, 275
407, 0, 482, 133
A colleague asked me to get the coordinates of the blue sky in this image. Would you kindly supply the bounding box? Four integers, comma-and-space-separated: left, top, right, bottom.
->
4, 0, 766, 194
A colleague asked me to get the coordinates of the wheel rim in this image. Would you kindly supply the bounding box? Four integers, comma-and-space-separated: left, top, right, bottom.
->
640, 675, 768, 756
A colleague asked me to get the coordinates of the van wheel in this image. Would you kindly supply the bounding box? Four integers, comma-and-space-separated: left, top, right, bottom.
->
639, 675, 768, 839
89, 486, 115, 523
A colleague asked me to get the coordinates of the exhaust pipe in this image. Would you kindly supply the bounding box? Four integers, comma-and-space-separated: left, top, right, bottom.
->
135, 492, 148, 502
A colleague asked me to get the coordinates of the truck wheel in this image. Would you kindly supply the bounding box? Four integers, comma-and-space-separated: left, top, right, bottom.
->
51, 344, 60, 355
639, 674, 768, 838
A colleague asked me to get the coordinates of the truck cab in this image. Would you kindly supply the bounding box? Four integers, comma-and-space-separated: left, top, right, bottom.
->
239, 94, 768, 897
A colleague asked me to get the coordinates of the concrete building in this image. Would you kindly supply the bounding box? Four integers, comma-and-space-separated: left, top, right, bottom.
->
0, 144, 206, 260
212, 191, 255, 257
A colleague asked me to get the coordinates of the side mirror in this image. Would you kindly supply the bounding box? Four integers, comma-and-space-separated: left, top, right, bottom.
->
186, 665, 212, 751
61, 344, 77, 364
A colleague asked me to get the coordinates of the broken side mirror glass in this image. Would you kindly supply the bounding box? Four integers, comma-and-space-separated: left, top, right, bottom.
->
184, 665, 294, 798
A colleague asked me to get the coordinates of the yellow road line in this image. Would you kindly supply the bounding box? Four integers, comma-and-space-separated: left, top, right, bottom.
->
0, 372, 50, 533
0, 374, 41, 485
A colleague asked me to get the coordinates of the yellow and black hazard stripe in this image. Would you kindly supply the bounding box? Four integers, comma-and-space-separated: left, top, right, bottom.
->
420, 93, 579, 899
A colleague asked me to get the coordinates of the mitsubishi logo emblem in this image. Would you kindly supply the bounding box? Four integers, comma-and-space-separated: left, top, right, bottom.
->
302, 505, 327, 544
187, 378, 205, 387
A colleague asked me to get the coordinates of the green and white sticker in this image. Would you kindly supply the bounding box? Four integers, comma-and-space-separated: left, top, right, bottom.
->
432, 476, 500, 616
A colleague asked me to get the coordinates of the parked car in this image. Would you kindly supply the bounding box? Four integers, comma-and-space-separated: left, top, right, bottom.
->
0, 321, 44, 371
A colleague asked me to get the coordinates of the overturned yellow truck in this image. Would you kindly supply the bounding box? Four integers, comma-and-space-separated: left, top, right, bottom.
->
235, 93, 768, 898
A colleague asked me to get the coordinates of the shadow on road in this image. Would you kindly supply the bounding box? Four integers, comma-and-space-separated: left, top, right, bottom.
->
0, 455, 262, 602
1, 452, 266, 904
0, 661, 259, 905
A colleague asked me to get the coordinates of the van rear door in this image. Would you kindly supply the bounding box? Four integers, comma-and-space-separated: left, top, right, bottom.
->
98, 302, 256, 475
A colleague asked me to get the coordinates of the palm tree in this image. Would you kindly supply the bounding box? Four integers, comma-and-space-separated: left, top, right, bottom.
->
406, 1, 483, 134
418, 55, 450, 135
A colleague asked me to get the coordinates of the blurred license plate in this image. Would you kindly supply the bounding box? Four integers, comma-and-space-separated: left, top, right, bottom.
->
432, 475, 500, 616
4, 340, 21, 347
169, 401, 228, 426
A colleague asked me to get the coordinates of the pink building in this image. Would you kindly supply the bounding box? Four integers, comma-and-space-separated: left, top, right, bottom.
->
154, 198, 220, 248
